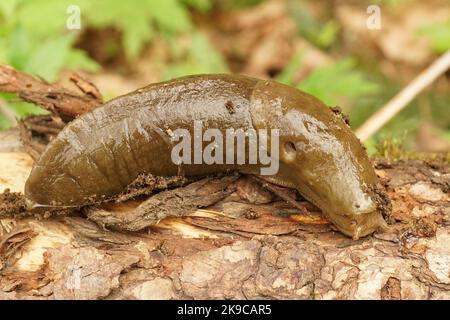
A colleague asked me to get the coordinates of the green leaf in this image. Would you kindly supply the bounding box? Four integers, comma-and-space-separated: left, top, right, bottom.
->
164, 32, 227, 79
0, 93, 48, 124
288, 1, 338, 49
315, 21, 339, 49
121, 15, 154, 60
190, 32, 227, 72
182, 0, 213, 12
7, 25, 29, 69
66, 48, 101, 72
419, 20, 450, 53
219, 0, 263, 9
0, 0, 99, 74
81, 0, 192, 61
298, 59, 379, 106
0, 0, 21, 21
24, 35, 74, 81
76, 0, 151, 61
9, 101, 48, 118
435, 128, 450, 143
148, 0, 192, 33
15, 0, 73, 38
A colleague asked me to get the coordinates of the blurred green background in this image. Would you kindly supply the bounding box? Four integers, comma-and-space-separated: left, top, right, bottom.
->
0, 0, 449, 156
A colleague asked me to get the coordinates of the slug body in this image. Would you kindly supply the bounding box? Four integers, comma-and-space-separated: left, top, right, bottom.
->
25, 74, 388, 239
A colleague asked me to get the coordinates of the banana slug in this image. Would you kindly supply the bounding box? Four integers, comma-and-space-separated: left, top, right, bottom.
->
24, 74, 389, 239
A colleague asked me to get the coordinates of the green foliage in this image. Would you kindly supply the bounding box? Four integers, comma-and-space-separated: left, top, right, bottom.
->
371, 133, 450, 162
419, 20, 450, 54
24, 36, 74, 82
73, 0, 213, 60
0, 5, 99, 80
0, 94, 48, 130
0, 0, 218, 77
182, 0, 213, 12
277, 56, 380, 107
0, 0, 94, 127
288, 1, 339, 49
371, 0, 416, 6
164, 32, 228, 79
436, 127, 450, 142
218, 0, 264, 9
4, 0, 195, 63
374, 133, 408, 161
0, 0, 218, 128
298, 60, 379, 106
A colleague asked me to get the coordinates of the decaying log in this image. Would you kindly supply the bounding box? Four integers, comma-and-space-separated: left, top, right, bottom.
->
0, 66, 448, 300
0, 129, 449, 300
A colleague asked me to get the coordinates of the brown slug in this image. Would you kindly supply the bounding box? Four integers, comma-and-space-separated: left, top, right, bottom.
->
24, 74, 389, 239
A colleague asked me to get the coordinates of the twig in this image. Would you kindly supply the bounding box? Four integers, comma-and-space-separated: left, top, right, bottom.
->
355, 50, 450, 141
69, 72, 103, 101
248, 175, 318, 218
0, 64, 102, 119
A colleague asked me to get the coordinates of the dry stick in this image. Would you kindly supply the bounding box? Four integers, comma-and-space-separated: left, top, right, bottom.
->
249, 175, 317, 218
355, 50, 450, 141
0, 64, 102, 118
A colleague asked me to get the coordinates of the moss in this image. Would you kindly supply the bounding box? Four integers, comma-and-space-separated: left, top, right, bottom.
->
374, 137, 450, 163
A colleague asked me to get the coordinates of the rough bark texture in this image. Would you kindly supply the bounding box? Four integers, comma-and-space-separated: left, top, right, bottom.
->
0, 64, 102, 119
0, 129, 449, 300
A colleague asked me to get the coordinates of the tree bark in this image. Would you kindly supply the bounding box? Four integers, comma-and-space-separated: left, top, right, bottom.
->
0, 129, 448, 300
0, 64, 102, 119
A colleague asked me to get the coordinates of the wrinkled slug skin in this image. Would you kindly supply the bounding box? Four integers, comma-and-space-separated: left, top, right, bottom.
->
25, 74, 389, 239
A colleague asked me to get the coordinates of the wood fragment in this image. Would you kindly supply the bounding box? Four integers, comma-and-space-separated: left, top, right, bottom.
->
0, 225, 36, 271
249, 175, 319, 218
0, 64, 102, 119
86, 176, 239, 232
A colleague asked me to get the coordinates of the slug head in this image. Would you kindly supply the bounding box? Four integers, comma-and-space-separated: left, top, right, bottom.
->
250, 79, 389, 239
